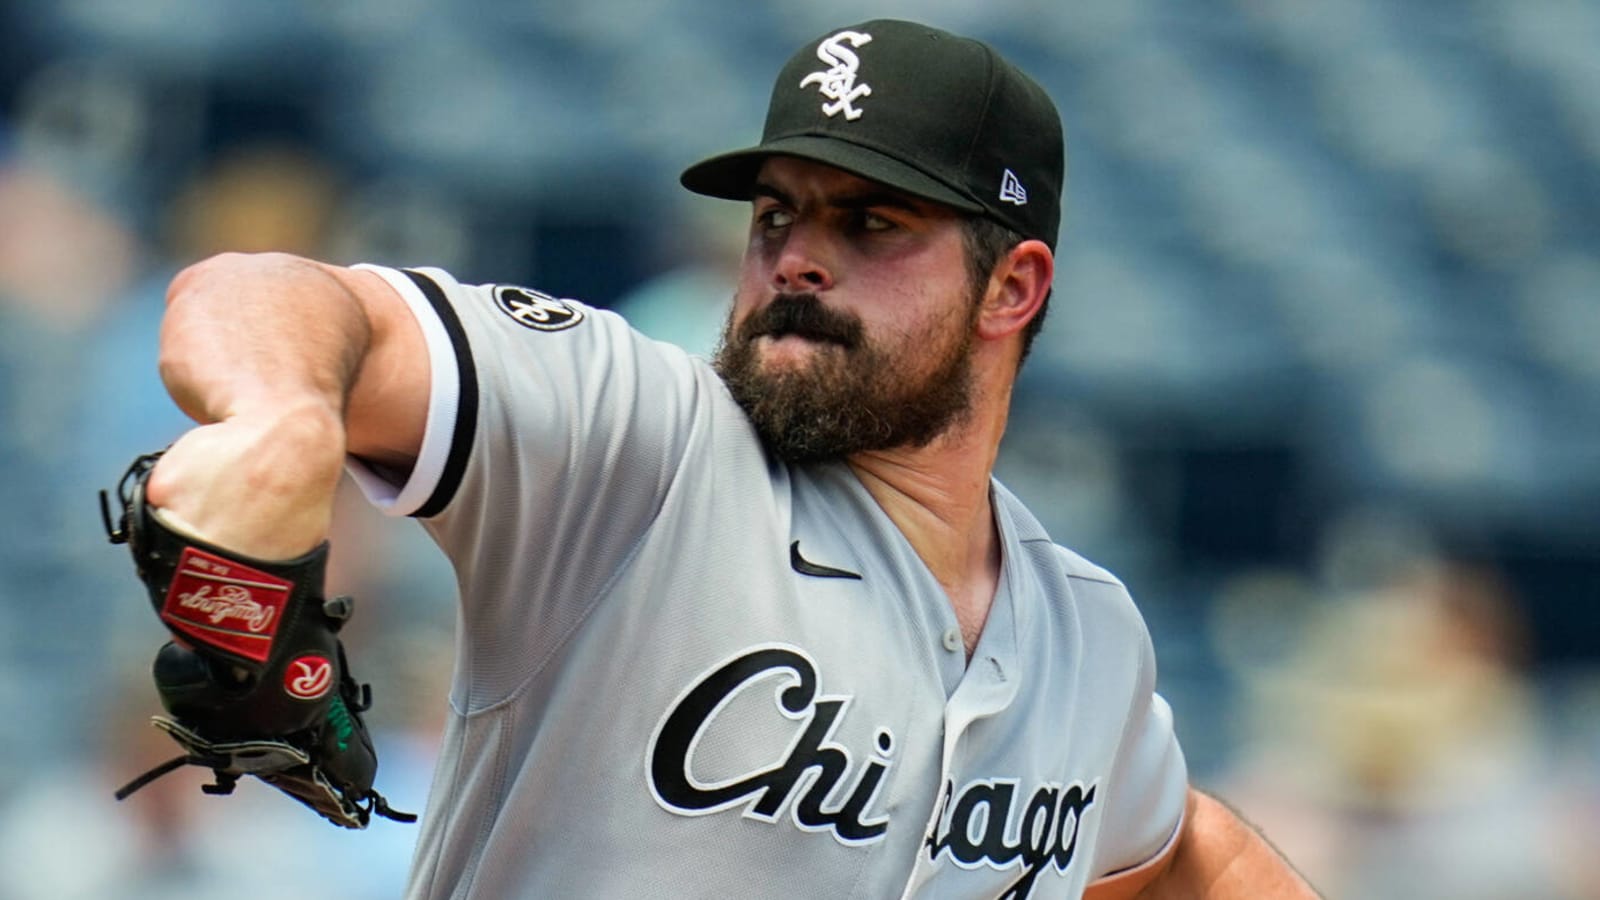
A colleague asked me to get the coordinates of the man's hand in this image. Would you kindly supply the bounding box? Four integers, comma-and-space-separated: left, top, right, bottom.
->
144, 405, 346, 560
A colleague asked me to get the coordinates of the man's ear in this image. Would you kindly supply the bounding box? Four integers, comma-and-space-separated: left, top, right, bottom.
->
976, 239, 1053, 342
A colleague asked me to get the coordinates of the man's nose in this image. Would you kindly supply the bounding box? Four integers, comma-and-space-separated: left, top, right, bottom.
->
771, 227, 835, 292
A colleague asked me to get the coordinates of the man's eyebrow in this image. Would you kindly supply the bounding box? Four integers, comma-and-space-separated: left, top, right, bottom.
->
750, 181, 926, 214
751, 182, 792, 206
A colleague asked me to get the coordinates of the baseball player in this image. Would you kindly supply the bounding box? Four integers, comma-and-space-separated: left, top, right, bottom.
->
122, 19, 1316, 899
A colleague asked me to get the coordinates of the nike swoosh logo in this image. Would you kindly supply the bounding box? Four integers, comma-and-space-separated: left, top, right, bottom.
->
790, 541, 862, 580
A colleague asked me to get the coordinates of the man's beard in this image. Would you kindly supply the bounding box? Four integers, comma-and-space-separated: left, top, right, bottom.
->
712, 291, 978, 463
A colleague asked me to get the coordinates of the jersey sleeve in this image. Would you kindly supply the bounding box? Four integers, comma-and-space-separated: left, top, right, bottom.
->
345, 264, 722, 707
1086, 595, 1189, 894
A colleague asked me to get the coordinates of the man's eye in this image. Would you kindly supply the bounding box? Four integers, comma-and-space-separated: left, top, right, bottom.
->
860, 212, 895, 232
759, 209, 794, 230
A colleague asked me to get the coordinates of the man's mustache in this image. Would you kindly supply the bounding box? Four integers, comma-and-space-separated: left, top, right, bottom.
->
737, 293, 863, 348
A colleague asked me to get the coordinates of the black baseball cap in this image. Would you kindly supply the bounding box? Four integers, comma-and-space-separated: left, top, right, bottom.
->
681, 19, 1065, 249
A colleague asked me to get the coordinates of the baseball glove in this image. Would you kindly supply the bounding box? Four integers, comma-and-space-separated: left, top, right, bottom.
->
100, 451, 415, 829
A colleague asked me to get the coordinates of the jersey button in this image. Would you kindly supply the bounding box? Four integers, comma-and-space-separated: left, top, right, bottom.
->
942, 627, 962, 653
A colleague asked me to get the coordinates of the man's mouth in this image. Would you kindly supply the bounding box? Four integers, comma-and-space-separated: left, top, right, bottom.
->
760, 329, 849, 346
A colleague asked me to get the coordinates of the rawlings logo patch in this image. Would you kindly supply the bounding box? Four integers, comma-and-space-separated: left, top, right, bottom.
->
494, 285, 585, 331
161, 547, 290, 663
286, 655, 334, 700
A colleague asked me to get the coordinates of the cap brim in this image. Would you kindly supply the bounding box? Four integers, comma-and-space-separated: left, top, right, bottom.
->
680, 135, 985, 215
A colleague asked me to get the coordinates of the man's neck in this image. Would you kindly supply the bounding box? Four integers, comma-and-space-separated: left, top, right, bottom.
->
846, 396, 1008, 656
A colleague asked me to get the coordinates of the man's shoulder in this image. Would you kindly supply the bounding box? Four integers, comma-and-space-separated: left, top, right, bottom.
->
1024, 543, 1140, 626
1047, 543, 1127, 590
992, 484, 1149, 647
992, 481, 1126, 588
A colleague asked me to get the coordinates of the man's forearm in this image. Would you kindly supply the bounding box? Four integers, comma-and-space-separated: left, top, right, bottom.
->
1140, 789, 1320, 899
145, 252, 376, 558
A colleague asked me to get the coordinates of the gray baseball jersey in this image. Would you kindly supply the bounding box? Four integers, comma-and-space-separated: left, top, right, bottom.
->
347, 265, 1189, 899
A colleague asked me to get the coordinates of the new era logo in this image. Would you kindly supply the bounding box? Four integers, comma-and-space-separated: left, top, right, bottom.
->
999, 169, 1028, 206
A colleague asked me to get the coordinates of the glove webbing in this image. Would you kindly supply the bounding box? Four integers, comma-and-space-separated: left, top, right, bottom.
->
113, 720, 418, 825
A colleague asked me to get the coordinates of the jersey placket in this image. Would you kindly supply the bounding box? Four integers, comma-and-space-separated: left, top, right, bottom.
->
898, 555, 1022, 899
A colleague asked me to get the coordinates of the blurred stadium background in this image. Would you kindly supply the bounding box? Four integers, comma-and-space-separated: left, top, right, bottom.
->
0, 1, 1596, 897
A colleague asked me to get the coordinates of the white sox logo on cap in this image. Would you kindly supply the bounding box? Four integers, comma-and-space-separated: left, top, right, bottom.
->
799, 30, 873, 120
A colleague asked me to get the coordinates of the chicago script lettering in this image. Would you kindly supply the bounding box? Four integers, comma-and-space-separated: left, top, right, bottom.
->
647, 646, 892, 845
924, 777, 1098, 899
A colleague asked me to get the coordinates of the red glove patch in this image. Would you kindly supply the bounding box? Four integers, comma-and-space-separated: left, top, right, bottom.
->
161, 547, 291, 663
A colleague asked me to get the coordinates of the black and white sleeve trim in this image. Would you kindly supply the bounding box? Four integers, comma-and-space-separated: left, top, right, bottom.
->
345, 264, 479, 518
